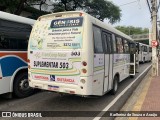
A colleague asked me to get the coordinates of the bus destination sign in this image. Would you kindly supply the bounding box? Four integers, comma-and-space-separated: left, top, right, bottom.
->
50, 17, 83, 28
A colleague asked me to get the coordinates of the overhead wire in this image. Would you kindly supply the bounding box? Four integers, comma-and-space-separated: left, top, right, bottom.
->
146, 0, 152, 14
119, 0, 138, 6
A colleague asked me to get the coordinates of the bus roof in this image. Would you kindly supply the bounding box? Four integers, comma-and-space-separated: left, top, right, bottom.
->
39, 11, 133, 42
0, 11, 36, 25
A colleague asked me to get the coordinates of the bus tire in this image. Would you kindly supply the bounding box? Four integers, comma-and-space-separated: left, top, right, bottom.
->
13, 72, 34, 98
110, 76, 119, 95
130, 75, 134, 78
142, 58, 145, 64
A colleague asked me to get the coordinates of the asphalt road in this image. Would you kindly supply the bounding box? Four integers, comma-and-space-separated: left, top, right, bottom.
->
0, 63, 151, 120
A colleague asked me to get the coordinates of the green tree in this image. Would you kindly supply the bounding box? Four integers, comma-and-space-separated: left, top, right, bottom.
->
52, 0, 86, 12
115, 26, 149, 35
0, 0, 47, 15
0, 0, 121, 24
85, 0, 121, 23
52, 0, 121, 24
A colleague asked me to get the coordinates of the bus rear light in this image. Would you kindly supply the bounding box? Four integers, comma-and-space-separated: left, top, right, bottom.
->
82, 61, 87, 66
0, 77, 2, 79
82, 69, 87, 73
81, 79, 86, 84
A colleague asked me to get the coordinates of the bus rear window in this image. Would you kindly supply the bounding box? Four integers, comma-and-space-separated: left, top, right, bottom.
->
29, 17, 83, 50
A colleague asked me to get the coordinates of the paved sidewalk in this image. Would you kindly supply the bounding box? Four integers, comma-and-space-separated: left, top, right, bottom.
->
137, 66, 160, 120
115, 65, 160, 120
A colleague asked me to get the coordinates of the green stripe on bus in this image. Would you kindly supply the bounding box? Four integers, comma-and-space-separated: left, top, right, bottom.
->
94, 66, 104, 72
31, 72, 80, 76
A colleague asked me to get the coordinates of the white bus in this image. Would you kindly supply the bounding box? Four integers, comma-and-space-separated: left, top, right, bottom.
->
136, 42, 152, 63
0, 11, 35, 98
28, 11, 137, 96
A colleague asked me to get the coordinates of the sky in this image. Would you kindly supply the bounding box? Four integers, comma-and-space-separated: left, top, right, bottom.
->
107, 0, 154, 28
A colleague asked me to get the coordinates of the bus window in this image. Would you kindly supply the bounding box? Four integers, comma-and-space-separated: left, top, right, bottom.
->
103, 32, 112, 54
112, 36, 117, 53
107, 34, 112, 53
103, 34, 109, 53
116, 37, 124, 53
129, 42, 136, 54
141, 46, 144, 52
93, 26, 103, 53
124, 39, 129, 53
144, 46, 147, 52
149, 47, 152, 52
0, 19, 31, 51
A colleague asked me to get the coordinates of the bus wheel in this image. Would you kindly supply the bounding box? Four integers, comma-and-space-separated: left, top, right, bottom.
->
142, 58, 145, 64
110, 76, 119, 95
13, 72, 34, 98
130, 75, 134, 78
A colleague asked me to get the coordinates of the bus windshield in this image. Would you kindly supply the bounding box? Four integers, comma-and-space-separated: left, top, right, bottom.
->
29, 17, 83, 50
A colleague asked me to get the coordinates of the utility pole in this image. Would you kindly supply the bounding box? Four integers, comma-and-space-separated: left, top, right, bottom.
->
151, 0, 158, 76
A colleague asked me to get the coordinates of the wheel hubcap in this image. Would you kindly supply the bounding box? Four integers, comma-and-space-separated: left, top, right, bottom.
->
19, 79, 29, 91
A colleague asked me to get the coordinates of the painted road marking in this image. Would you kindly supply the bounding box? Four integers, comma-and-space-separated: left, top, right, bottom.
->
93, 65, 152, 120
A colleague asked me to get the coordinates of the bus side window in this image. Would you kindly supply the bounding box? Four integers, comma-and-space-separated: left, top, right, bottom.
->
139, 45, 141, 52
112, 35, 117, 53
93, 26, 103, 53
102, 32, 113, 54
142, 46, 144, 52
124, 39, 129, 53
129, 42, 136, 54
0, 19, 31, 51
149, 47, 152, 52
145, 46, 147, 52
103, 34, 109, 54
116, 37, 124, 53
18, 39, 28, 50
107, 34, 113, 53
0, 36, 9, 49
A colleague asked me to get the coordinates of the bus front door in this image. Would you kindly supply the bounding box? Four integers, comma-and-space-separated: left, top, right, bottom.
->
129, 42, 136, 76
103, 32, 113, 93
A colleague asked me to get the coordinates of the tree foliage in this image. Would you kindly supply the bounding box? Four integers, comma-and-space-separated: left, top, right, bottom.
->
85, 0, 121, 23
0, 0, 47, 15
52, 0, 121, 23
0, 0, 121, 24
115, 26, 149, 35
52, 0, 86, 12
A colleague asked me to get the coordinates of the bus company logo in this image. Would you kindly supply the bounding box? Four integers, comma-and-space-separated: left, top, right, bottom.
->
50, 75, 55, 81
50, 17, 83, 28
